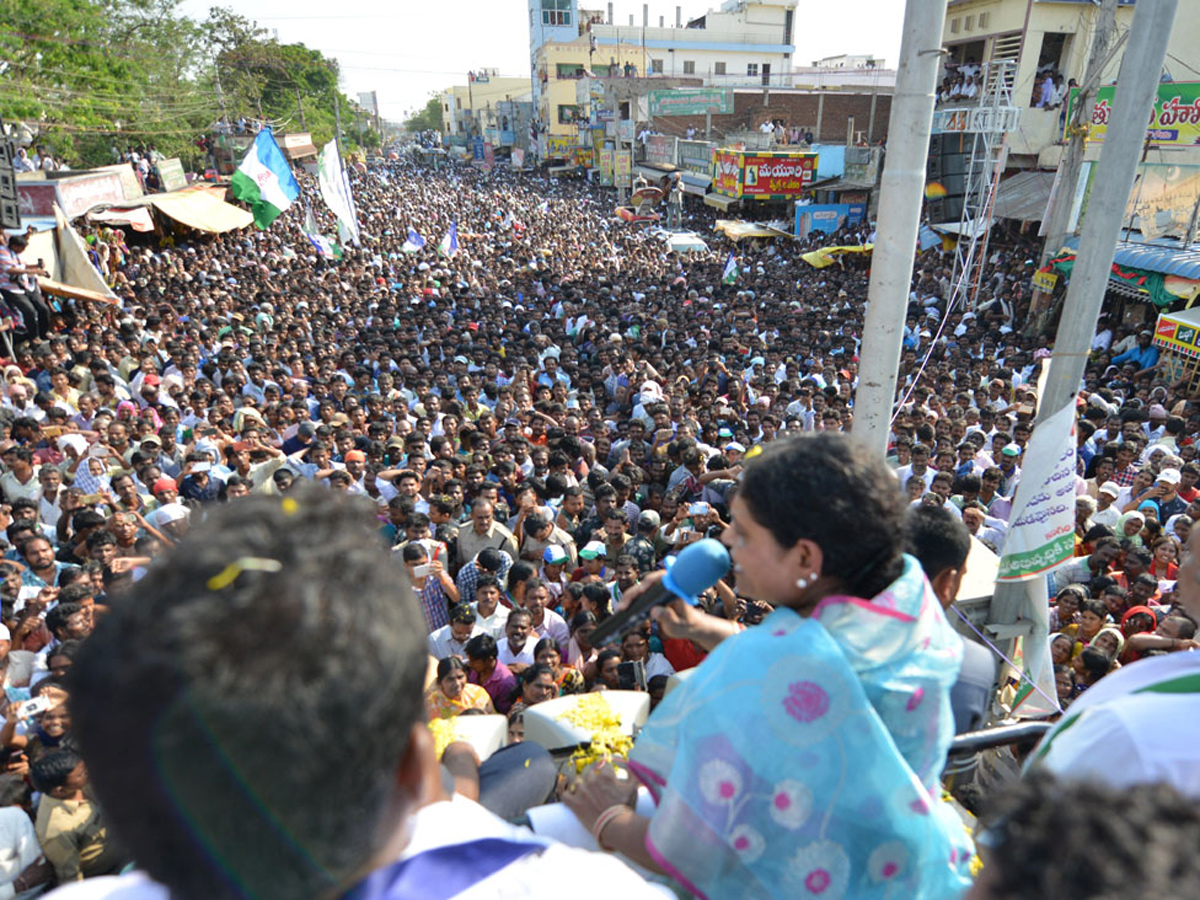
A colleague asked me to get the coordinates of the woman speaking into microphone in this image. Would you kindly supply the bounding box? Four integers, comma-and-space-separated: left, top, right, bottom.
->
563, 434, 974, 900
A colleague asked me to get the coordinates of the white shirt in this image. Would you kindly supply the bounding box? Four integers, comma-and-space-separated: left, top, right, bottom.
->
0, 806, 41, 899
894, 465, 935, 490
497, 639, 536, 668
426, 624, 483, 661
471, 602, 510, 640
41, 796, 668, 900
0, 472, 40, 504
1092, 505, 1120, 529
644, 653, 675, 681
1034, 652, 1200, 799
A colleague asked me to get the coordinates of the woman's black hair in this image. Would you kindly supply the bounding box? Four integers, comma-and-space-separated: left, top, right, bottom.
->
1078, 646, 1112, 680
738, 434, 905, 598
570, 610, 597, 631
1055, 583, 1088, 603
595, 648, 622, 676
435, 656, 466, 681
533, 637, 561, 659
520, 663, 554, 689
581, 583, 612, 620
1080, 598, 1108, 619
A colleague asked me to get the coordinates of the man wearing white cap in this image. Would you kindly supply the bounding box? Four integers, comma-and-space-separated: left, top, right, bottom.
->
1147, 469, 1189, 522
1092, 482, 1122, 530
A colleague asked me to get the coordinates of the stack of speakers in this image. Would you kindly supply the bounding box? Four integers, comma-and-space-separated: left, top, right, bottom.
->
0, 118, 21, 230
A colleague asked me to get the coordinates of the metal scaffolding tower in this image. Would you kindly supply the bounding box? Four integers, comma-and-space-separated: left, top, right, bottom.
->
939, 60, 1022, 313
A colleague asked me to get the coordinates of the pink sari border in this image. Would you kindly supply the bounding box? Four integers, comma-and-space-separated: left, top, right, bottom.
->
645, 833, 711, 900
626, 759, 666, 805
810, 594, 917, 623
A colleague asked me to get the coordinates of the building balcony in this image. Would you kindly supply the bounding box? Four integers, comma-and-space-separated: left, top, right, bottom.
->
1007, 106, 1063, 157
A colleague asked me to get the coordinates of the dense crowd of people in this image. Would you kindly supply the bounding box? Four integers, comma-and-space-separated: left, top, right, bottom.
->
0, 136, 1194, 896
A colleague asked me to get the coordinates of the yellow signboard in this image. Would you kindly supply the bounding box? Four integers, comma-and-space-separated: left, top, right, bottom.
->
614, 150, 632, 188
545, 134, 580, 157
599, 148, 614, 187
1031, 270, 1058, 293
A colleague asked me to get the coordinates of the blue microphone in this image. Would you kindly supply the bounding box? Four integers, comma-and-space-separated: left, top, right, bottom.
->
590, 538, 731, 648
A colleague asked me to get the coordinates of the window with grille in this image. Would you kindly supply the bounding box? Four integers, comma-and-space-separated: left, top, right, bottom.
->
542, 0, 571, 27
683, 60, 695, 75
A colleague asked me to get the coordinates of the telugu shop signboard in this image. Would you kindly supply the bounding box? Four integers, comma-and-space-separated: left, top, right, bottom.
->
712, 149, 818, 200
1066, 81, 1200, 147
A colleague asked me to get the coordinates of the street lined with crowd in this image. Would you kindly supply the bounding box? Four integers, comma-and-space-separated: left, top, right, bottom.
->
0, 142, 1195, 897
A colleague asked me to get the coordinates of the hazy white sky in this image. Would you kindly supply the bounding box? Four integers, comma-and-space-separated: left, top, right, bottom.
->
180, 0, 904, 120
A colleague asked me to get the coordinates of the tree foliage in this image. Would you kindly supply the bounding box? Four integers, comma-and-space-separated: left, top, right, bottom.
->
0, 1, 374, 169
405, 96, 444, 133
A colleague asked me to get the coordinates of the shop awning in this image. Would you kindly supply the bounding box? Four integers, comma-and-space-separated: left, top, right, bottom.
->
704, 193, 740, 211
85, 184, 251, 234
815, 178, 874, 193
635, 163, 677, 179
713, 219, 790, 241
1113, 241, 1200, 280
88, 206, 156, 232
680, 172, 711, 197
931, 218, 990, 239
147, 186, 252, 233
993, 170, 1055, 222
277, 132, 319, 161
801, 244, 874, 269
1054, 237, 1200, 307
280, 141, 319, 161
651, 228, 710, 254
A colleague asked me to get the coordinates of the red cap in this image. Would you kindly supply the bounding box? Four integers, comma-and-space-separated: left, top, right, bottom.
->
152, 477, 177, 496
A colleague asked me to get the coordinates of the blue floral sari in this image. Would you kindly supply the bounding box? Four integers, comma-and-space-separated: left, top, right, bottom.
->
628, 555, 973, 900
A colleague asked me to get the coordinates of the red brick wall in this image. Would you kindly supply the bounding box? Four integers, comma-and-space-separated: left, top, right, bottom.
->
653, 90, 892, 144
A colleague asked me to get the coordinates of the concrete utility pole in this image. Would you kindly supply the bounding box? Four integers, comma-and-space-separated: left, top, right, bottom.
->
851, 0, 949, 456
988, 0, 1178, 659
1039, 0, 1121, 266
1031, 0, 1177, 432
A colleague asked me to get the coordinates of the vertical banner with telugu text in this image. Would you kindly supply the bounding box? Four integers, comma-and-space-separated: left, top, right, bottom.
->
995, 399, 1076, 716
997, 400, 1077, 581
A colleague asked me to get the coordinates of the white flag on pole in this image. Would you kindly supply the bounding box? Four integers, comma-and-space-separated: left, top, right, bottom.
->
318, 140, 361, 246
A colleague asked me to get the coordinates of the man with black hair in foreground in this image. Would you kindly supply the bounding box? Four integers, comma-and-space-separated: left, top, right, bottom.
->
52, 491, 663, 900
969, 774, 1200, 899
